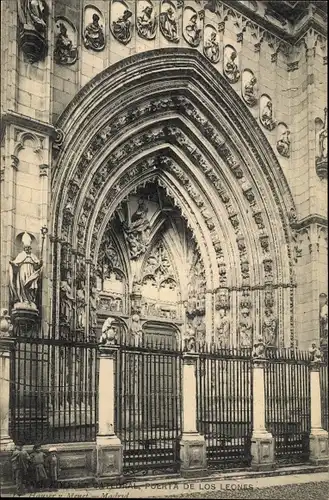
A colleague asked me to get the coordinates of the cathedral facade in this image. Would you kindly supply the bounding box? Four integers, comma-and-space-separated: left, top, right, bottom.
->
1, 0, 327, 351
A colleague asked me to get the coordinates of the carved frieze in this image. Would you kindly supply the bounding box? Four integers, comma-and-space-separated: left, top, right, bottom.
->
276, 123, 291, 158
242, 69, 258, 107
54, 18, 77, 65
260, 95, 276, 131
136, 0, 157, 40
203, 25, 220, 63
111, 1, 133, 45
83, 7, 105, 51
183, 7, 202, 48
224, 45, 240, 84
159, 1, 180, 43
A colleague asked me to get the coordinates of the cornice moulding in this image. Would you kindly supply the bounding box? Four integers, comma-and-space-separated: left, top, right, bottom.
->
292, 214, 328, 229
1, 111, 56, 139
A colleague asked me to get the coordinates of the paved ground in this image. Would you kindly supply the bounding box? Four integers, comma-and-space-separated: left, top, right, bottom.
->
10, 472, 329, 499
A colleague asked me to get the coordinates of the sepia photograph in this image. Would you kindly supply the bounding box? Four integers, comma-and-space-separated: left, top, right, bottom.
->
0, 0, 328, 498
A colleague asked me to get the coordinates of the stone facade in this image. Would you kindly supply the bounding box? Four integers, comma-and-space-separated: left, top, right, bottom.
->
0, 0, 327, 351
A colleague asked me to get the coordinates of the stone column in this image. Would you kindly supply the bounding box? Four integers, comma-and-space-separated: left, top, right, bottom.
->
96, 343, 123, 482
180, 351, 207, 477
250, 338, 275, 470
0, 321, 15, 452
309, 344, 329, 465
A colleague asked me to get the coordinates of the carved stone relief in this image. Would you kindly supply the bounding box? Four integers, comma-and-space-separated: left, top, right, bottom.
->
123, 198, 151, 260
18, 0, 48, 63
159, 0, 180, 43
111, 0, 133, 45
276, 122, 291, 158
83, 6, 105, 51
242, 69, 258, 107
203, 24, 220, 63
260, 94, 276, 131
183, 7, 202, 47
54, 18, 77, 65
136, 0, 157, 40
223, 45, 240, 84
262, 289, 277, 346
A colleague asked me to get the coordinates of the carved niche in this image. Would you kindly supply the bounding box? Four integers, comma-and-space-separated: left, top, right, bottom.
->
54, 18, 78, 65
141, 242, 179, 320
18, 0, 49, 63
83, 6, 105, 51
223, 45, 240, 84
136, 0, 157, 40
159, 0, 180, 43
276, 122, 291, 158
203, 24, 220, 63
242, 69, 258, 107
111, 0, 133, 45
260, 94, 276, 131
183, 6, 202, 47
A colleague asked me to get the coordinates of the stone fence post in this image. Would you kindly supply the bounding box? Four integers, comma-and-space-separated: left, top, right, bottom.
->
250, 338, 275, 470
96, 342, 123, 482
180, 350, 207, 477
309, 344, 329, 465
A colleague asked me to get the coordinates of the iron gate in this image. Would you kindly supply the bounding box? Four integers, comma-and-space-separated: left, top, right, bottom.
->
9, 332, 98, 445
320, 363, 328, 431
264, 348, 311, 464
196, 346, 253, 468
114, 335, 182, 475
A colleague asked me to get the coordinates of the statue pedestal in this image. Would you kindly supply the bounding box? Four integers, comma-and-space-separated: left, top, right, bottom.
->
19, 24, 47, 63
11, 303, 39, 335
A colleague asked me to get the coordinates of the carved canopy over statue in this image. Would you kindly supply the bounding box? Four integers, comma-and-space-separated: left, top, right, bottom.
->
9, 232, 43, 308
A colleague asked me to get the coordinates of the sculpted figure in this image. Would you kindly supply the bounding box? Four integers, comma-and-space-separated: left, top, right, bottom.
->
9, 232, 42, 307
76, 287, 86, 329
262, 308, 277, 346
160, 6, 179, 42
99, 317, 117, 344
83, 13, 105, 51
130, 312, 143, 343
123, 199, 150, 259
244, 75, 257, 106
261, 100, 276, 130
224, 50, 240, 83
0, 309, 13, 337
216, 308, 230, 346
252, 336, 266, 358
112, 9, 133, 44
90, 286, 99, 328
19, 0, 47, 32
239, 308, 253, 347
183, 322, 196, 352
204, 31, 220, 63
54, 22, 77, 65
137, 4, 157, 40
277, 129, 291, 158
309, 342, 322, 363
184, 13, 201, 47
60, 274, 74, 324
319, 293, 328, 341
318, 108, 327, 160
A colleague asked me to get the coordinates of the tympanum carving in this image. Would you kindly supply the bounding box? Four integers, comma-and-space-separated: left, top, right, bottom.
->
18, 0, 48, 63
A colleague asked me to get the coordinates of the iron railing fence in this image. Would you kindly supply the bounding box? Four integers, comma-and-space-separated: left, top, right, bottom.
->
320, 363, 328, 431
264, 348, 311, 464
114, 334, 182, 476
9, 329, 98, 445
196, 344, 253, 469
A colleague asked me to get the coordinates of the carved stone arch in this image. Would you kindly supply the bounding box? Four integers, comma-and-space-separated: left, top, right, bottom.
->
51, 48, 297, 346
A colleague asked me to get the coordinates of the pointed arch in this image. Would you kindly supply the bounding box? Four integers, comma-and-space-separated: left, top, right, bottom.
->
51, 48, 297, 346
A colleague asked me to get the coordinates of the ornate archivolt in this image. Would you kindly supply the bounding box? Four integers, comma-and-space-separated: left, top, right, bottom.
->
51, 49, 297, 347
